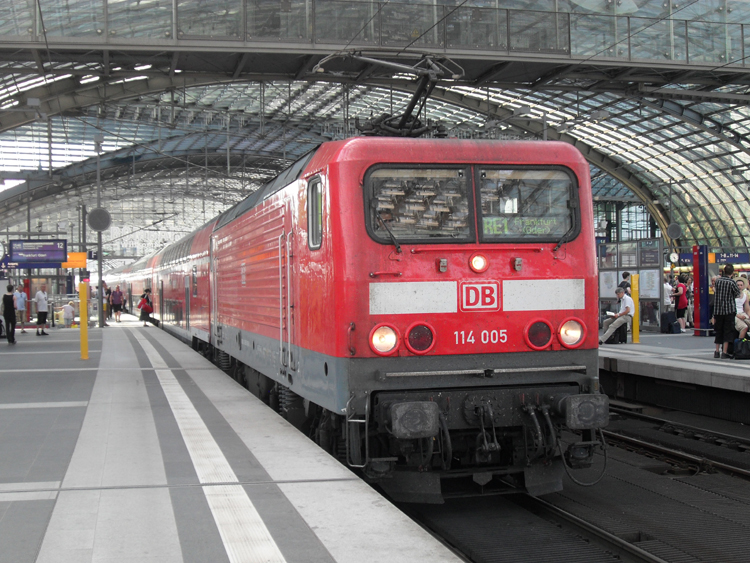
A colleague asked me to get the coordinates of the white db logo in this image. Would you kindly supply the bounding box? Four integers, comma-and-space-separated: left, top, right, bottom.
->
461, 282, 500, 311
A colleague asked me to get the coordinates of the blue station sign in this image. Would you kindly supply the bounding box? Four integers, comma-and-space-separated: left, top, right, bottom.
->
716, 252, 750, 263
9, 239, 67, 266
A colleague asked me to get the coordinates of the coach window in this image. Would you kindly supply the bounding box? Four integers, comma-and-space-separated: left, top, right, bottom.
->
308, 178, 323, 250
477, 168, 579, 242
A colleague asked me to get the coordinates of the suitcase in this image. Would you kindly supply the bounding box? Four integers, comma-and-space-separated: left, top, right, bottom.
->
669, 321, 681, 334
606, 323, 628, 344
661, 311, 677, 333
735, 339, 750, 360
728, 330, 740, 355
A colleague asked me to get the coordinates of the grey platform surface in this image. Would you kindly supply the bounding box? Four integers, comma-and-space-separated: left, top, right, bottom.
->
598, 329, 750, 392
0, 317, 460, 563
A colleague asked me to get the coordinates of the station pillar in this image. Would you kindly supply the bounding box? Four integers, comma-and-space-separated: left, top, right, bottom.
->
694, 245, 710, 336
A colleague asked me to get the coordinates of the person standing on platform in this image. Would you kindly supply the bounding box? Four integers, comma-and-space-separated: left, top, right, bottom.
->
13, 286, 27, 333
34, 284, 49, 336
663, 275, 674, 311
600, 287, 634, 345
62, 301, 75, 329
618, 272, 631, 295
104, 282, 112, 323
686, 274, 695, 328
712, 264, 741, 359
2, 284, 16, 344
111, 285, 124, 323
672, 274, 689, 332
709, 275, 718, 318
138, 288, 152, 327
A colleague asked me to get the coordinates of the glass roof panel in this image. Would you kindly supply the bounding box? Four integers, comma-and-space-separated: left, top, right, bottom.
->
0, 69, 748, 257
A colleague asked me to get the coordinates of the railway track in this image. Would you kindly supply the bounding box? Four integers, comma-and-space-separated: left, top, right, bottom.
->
404, 493, 669, 563
516, 495, 671, 563
610, 406, 750, 451
606, 406, 750, 479
404, 406, 750, 563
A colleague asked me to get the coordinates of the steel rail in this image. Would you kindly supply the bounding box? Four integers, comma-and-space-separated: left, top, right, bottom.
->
602, 430, 750, 480
522, 496, 670, 563
610, 406, 750, 448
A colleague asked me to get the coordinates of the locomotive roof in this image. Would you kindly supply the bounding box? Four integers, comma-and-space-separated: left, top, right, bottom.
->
214, 147, 319, 231
214, 137, 586, 232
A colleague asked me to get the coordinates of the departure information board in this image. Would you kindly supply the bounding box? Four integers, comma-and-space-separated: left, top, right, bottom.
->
9, 239, 67, 264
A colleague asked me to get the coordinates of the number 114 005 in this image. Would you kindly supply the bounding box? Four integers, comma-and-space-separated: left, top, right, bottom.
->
454, 329, 507, 346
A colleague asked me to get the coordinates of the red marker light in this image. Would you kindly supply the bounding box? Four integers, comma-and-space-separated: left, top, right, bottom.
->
405, 323, 435, 354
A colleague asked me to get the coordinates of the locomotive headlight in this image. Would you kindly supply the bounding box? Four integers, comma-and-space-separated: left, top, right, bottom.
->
469, 253, 489, 273
558, 318, 586, 349
370, 324, 400, 355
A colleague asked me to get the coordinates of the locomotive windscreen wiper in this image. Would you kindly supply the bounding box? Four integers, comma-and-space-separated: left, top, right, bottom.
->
375, 211, 402, 254
553, 226, 574, 252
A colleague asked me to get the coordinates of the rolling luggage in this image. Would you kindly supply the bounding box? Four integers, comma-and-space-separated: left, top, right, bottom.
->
661, 311, 677, 333
605, 323, 628, 344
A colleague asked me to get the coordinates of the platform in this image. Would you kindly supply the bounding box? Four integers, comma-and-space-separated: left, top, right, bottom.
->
0, 315, 461, 563
598, 329, 750, 425
598, 330, 750, 393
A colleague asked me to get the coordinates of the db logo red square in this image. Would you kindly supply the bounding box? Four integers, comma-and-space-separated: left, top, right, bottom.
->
460, 282, 500, 311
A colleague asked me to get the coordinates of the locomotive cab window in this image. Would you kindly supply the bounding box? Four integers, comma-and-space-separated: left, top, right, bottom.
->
366, 167, 472, 244
478, 168, 579, 242
308, 177, 323, 250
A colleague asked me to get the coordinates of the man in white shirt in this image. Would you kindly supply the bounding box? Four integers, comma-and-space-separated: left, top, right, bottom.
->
600, 287, 634, 345
663, 276, 673, 311
13, 287, 27, 333
34, 284, 49, 336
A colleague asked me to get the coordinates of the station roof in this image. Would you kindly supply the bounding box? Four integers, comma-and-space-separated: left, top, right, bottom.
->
1, 0, 750, 266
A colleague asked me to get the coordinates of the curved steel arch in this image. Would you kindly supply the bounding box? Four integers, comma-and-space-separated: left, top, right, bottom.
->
0, 134, 296, 231
0, 73, 237, 133
2, 71, 746, 253
418, 84, 674, 242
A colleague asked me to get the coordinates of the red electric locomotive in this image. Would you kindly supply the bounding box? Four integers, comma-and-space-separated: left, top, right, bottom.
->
112, 138, 608, 503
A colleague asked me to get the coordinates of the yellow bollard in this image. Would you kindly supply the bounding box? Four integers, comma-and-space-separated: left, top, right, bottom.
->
632, 274, 640, 344
79, 282, 89, 360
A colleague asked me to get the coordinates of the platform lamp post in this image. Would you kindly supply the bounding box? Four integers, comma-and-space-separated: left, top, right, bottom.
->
666, 181, 682, 252
88, 134, 111, 328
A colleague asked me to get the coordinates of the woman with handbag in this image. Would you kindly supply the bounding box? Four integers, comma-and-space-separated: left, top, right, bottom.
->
138, 288, 153, 327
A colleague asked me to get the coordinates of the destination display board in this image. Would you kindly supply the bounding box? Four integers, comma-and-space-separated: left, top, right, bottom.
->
9, 239, 67, 266
716, 252, 750, 263
639, 240, 661, 267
